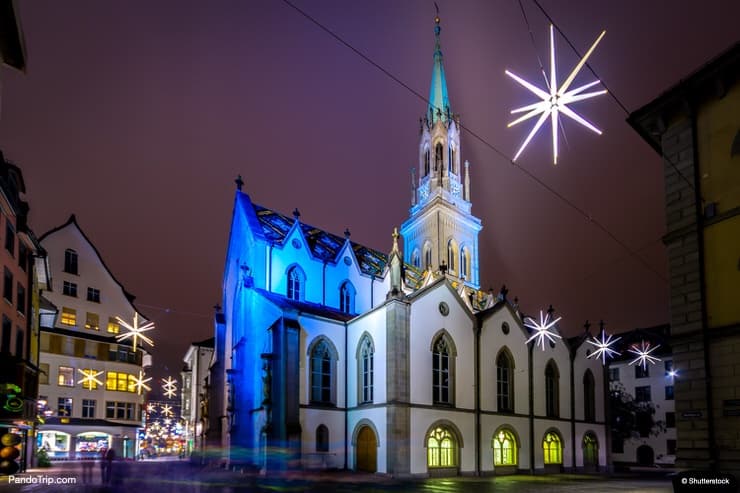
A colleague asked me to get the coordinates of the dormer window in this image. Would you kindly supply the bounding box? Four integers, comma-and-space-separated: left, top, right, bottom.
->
287, 266, 305, 301
339, 281, 355, 314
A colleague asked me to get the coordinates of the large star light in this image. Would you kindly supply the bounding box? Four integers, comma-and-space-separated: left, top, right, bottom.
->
524, 309, 563, 351
161, 404, 173, 418
162, 376, 178, 398
506, 25, 607, 164
115, 312, 155, 352
586, 330, 621, 365
627, 340, 661, 370
131, 370, 152, 395
77, 369, 103, 390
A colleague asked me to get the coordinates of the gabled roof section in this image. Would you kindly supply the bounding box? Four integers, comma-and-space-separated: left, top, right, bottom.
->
250, 203, 390, 277
39, 214, 141, 309
255, 288, 354, 323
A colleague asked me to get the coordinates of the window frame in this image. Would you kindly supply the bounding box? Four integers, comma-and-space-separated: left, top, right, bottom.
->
309, 339, 335, 405
64, 249, 79, 275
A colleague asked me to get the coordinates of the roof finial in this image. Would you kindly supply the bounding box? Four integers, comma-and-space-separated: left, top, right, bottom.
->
235, 174, 244, 191
391, 227, 400, 253
344, 228, 351, 239
292, 208, 301, 221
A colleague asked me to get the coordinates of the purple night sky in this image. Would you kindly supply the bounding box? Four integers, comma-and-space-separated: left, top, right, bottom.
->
1, 0, 738, 380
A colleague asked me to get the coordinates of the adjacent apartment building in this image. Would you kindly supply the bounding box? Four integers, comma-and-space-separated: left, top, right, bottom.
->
0, 152, 49, 473
181, 337, 214, 460
37, 215, 152, 459
608, 326, 676, 468
628, 42, 740, 473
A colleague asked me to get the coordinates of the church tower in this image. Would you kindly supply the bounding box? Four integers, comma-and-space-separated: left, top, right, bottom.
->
400, 14, 482, 289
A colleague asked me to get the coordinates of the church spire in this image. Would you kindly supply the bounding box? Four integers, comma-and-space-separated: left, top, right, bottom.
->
428, 12, 451, 124
400, 10, 483, 290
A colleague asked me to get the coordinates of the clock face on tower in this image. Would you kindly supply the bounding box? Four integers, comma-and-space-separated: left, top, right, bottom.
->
439, 302, 449, 316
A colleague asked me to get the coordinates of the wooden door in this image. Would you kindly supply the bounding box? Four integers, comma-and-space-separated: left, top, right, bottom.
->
356, 426, 377, 472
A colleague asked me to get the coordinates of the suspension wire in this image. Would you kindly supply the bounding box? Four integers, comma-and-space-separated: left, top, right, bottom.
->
529, 0, 699, 199
280, 0, 667, 284
517, 0, 549, 89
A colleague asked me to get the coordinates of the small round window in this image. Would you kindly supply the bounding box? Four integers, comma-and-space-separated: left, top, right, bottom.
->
501, 322, 510, 335
291, 238, 301, 249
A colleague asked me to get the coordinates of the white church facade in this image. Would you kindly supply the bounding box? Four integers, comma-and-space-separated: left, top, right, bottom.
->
212, 15, 607, 476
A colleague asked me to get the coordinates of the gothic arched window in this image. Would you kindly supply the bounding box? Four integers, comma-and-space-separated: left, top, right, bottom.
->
435, 142, 444, 172
493, 429, 517, 466
432, 334, 455, 405
583, 369, 595, 422
460, 246, 470, 280
447, 240, 458, 273
424, 147, 431, 176
287, 265, 305, 301
449, 142, 456, 174
358, 336, 374, 404
496, 349, 514, 412
339, 281, 355, 314
545, 361, 560, 418
427, 427, 456, 468
411, 249, 421, 268
543, 431, 562, 464
310, 339, 335, 404
423, 243, 433, 270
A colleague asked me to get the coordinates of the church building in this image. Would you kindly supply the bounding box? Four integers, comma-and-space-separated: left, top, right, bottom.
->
213, 15, 607, 476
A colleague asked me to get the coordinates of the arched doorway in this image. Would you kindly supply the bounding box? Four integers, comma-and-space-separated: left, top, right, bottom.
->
582, 433, 599, 471
356, 426, 377, 472
636, 445, 654, 466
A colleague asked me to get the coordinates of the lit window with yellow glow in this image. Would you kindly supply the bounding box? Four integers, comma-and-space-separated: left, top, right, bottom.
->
80, 369, 100, 389
493, 429, 517, 466
57, 366, 74, 387
427, 427, 456, 468
106, 372, 131, 392
107, 318, 119, 334
85, 312, 100, 331
61, 307, 77, 326
543, 431, 562, 464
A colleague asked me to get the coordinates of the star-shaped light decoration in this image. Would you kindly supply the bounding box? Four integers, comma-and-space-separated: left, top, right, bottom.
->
77, 369, 104, 390
161, 404, 173, 418
146, 403, 156, 414
506, 24, 607, 164
586, 329, 621, 365
115, 312, 155, 352
627, 340, 661, 370
524, 309, 563, 351
131, 370, 152, 395
162, 376, 178, 399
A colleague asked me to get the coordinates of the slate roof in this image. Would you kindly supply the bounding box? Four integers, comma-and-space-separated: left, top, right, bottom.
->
252, 204, 394, 279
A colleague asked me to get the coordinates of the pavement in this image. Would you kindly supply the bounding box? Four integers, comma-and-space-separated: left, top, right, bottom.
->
0, 458, 675, 492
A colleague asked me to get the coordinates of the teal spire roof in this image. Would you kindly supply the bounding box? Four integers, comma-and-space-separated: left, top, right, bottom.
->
428, 15, 451, 124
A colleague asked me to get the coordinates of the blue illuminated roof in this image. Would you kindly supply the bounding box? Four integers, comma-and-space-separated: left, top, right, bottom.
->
252, 204, 391, 277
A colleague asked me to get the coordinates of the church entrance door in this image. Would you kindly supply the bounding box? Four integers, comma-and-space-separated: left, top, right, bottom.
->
356, 426, 377, 472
